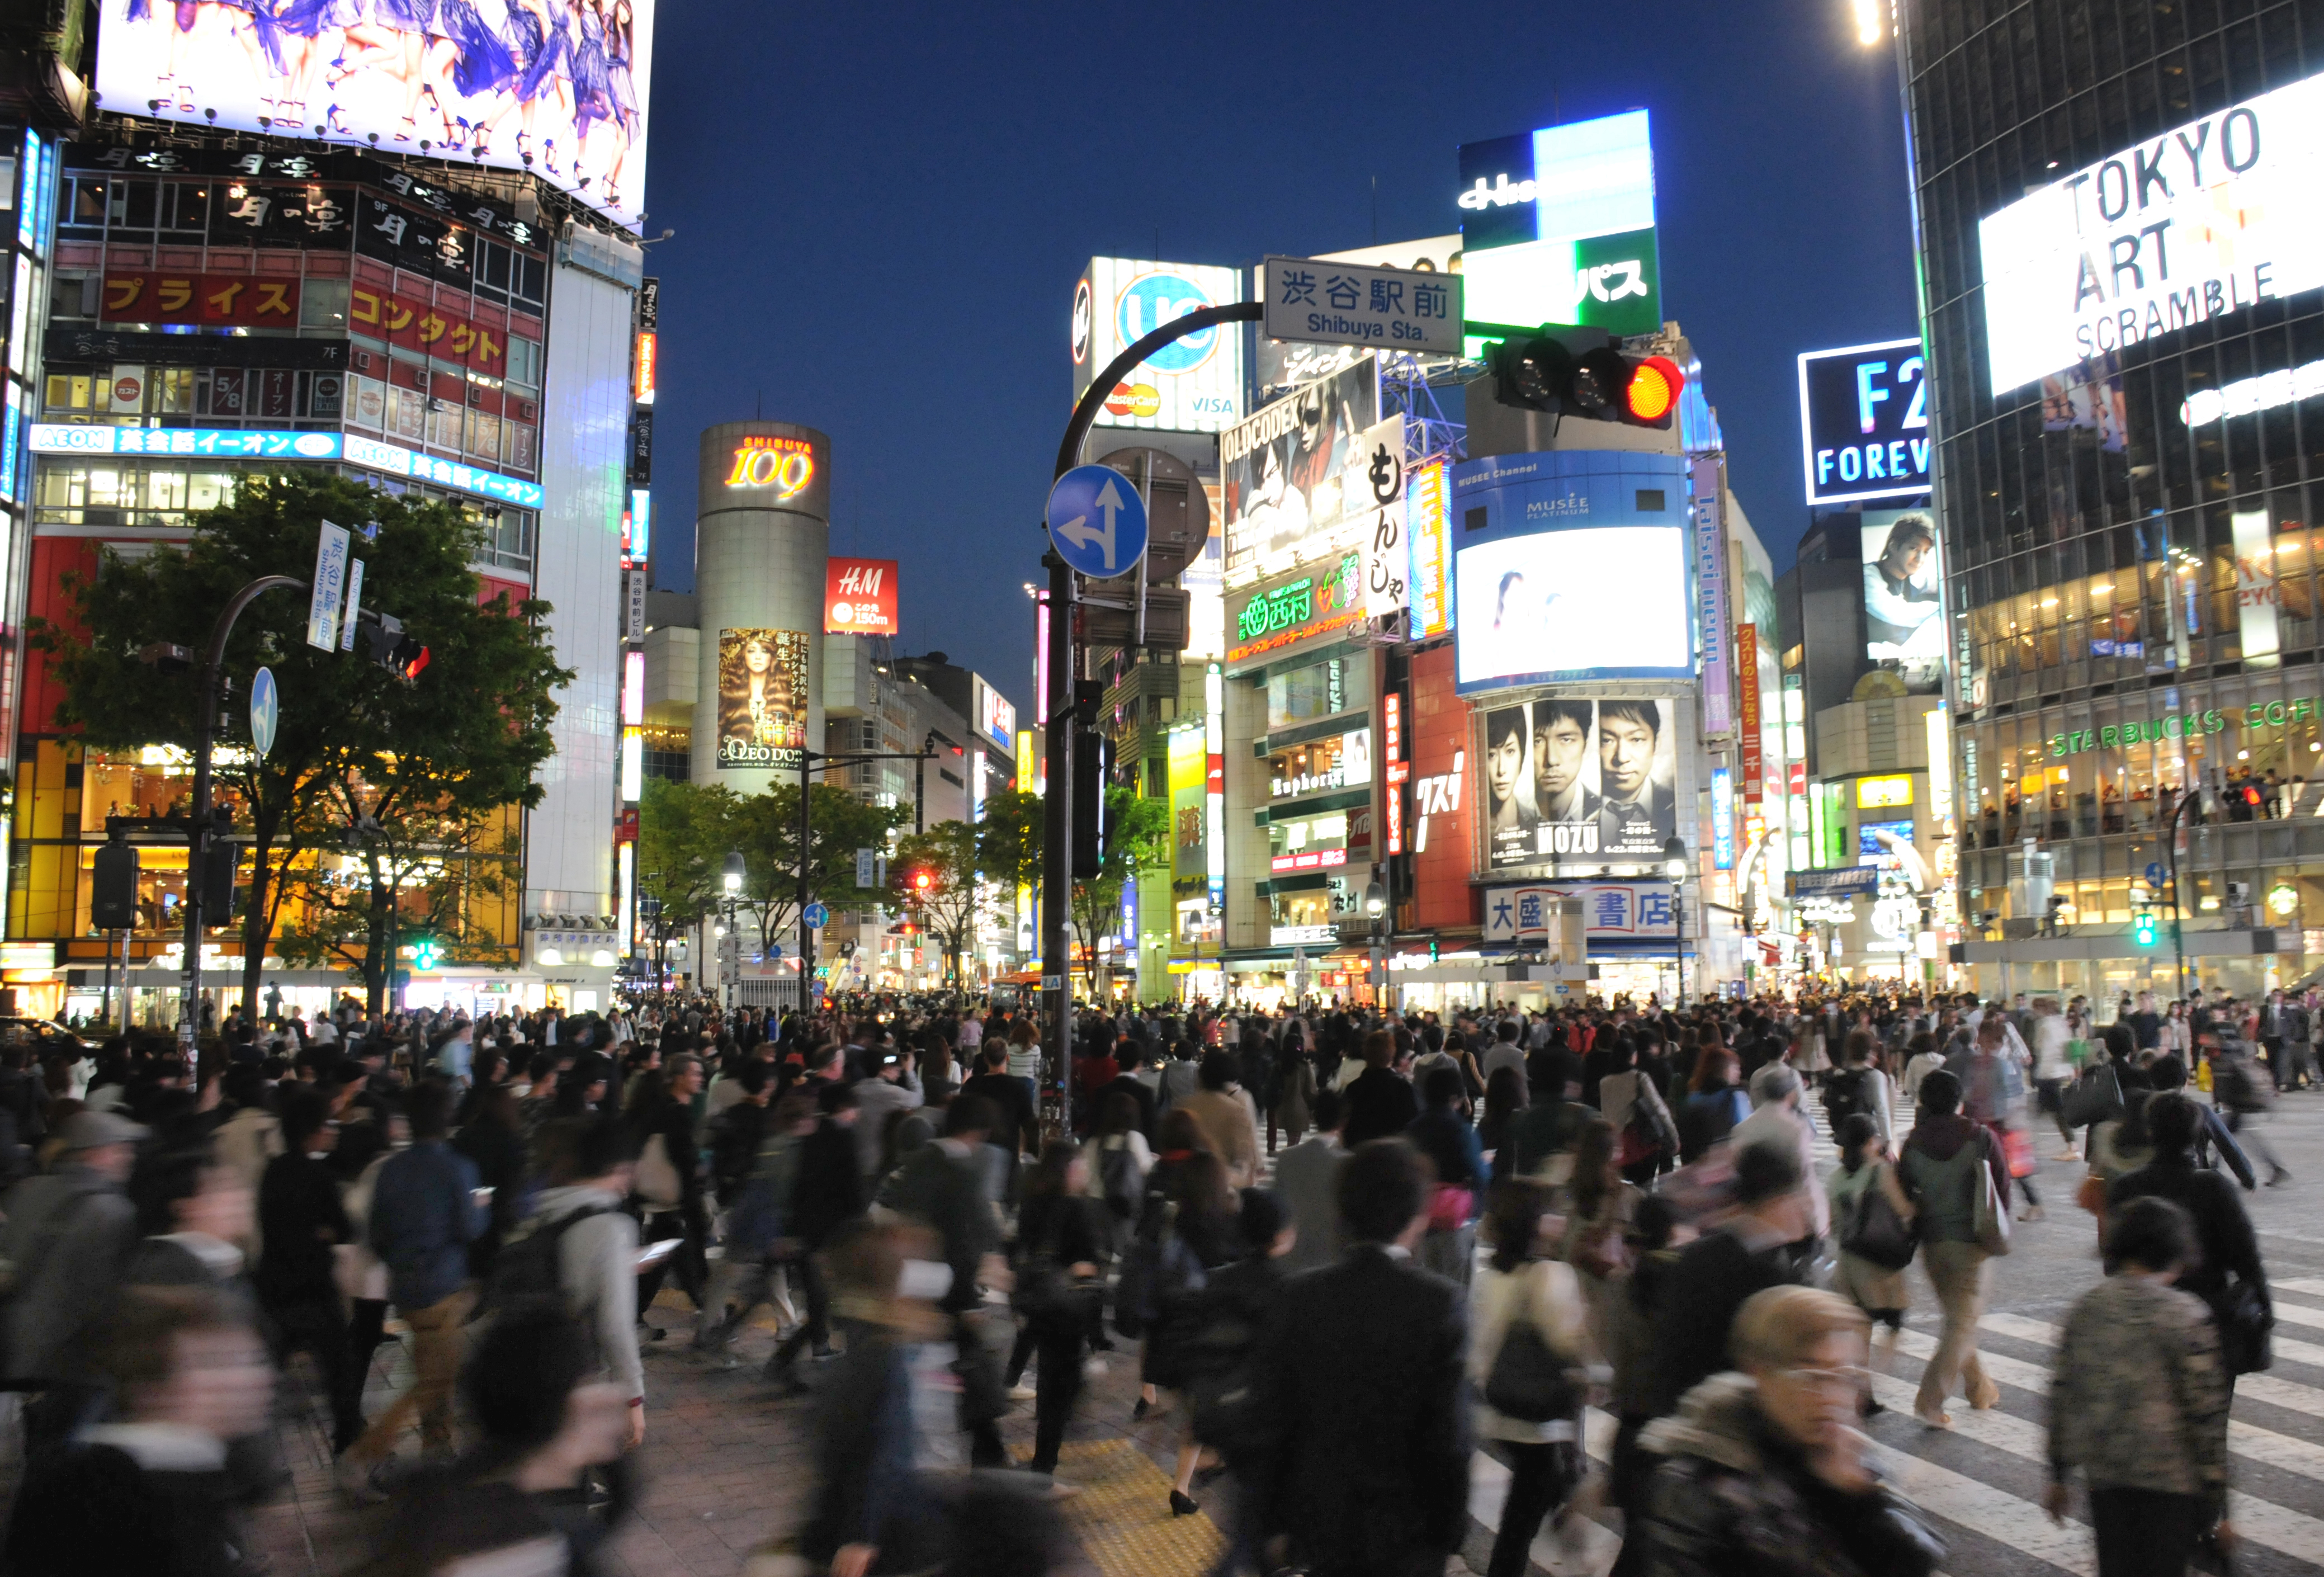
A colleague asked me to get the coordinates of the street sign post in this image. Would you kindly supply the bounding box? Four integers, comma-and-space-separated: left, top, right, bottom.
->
307, 521, 352, 650
1045, 465, 1149, 579
802, 901, 829, 930
249, 667, 278, 759
1262, 254, 1466, 357
337, 558, 366, 653
854, 847, 875, 888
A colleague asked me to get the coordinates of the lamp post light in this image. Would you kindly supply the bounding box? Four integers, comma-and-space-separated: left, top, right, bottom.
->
720, 849, 745, 1013
1664, 837, 1689, 1007
1364, 874, 1388, 1010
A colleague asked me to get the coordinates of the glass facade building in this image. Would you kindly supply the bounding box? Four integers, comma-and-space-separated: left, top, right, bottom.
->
1903, 0, 2324, 998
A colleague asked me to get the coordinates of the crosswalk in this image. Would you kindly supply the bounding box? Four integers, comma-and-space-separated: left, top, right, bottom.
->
1462, 1220, 2324, 1576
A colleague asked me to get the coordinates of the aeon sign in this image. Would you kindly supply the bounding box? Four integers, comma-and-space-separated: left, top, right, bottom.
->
726, 435, 816, 501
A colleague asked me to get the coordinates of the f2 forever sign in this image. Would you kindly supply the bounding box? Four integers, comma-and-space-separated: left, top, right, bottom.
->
1797, 339, 1930, 507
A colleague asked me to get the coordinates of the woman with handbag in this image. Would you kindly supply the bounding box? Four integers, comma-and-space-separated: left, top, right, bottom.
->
2044, 1196, 2235, 1577
2108, 1094, 2273, 1402
1553, 1119, 1640, 1359
1829, 1113, 1916, 1417
1897, 1070, 2010, 1430
1598, 1037, 1678, 1189
1470, 1179, 1590, 1577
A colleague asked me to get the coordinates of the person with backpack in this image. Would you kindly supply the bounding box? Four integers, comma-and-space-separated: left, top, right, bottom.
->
1829, 1113, 1917, 1418
1181, 1188, 1295, 1577
497, 1117, 645, 1448
1471, 1178, 1590, 1577
2207, 1031, 2290, 1187
1821, 1031, 1894, 1149
1080, 1090, 1152, 1257
1, 1107, 147, 1448
1009, 1141, 1109, 1493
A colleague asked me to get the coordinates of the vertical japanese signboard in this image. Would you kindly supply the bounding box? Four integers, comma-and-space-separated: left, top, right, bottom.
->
1690, 457, 1732, 736
1736, 622, 1761, 809
307, 520, 351, 650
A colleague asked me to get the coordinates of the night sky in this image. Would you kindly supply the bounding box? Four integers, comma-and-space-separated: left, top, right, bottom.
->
639, 2, 1919, 712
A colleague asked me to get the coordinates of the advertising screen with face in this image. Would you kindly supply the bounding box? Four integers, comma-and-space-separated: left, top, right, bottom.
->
1453, 525, 1690, 688
716, 628, 809, 770
1860, 509, 1944, 692
94, 0, 655, 231
1479, 697, 1676, 870
1221, 357, 1380, 587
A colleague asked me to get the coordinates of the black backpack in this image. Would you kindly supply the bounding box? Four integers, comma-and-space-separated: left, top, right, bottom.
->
1099, 1140, 1146, 1221
480, 1204, 616, 1323
1822, 1068, 1870, 1139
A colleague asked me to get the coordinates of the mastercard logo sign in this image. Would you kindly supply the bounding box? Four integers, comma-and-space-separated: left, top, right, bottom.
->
1103, 383, 1160, 419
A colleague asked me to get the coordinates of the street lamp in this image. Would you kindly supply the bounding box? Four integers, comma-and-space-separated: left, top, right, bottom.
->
1664, 837, 1689, 1006
720, 850, 745, 1013
1364, 875, 1388, 1010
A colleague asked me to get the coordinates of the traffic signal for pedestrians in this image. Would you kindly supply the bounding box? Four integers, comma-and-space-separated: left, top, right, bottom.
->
1072, 730, 1112, 880
1487, 326, 1684, 428
413, 936, 440, 971
2133, 910, 2159, 947
365, 613, 430, 680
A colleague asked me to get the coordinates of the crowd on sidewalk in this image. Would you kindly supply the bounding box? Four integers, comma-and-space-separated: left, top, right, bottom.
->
0, 980, 2292, 1577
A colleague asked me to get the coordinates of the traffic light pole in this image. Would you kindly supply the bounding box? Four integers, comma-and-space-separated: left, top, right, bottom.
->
1046, 301, 1261, 1134
179, 574, 308, 1049
792, 747, 939, 1016
2165, 784, 2206, 1001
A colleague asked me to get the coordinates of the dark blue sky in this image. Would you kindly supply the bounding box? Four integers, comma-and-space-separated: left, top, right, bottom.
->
638, 1, 1918, 710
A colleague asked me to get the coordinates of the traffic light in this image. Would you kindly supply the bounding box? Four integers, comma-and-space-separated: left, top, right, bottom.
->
1487, 326, 1685, 428
365, 613, 430, 680
1072, 730, 1112, 879
912, 869, 933, 895
2133, 910, 2159, 947
413, 936, 441, 971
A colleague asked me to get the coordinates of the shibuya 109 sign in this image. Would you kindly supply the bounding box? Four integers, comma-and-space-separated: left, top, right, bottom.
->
1978, 68, 2324, 395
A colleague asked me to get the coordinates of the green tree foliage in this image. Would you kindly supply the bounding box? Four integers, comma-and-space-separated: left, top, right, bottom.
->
32, 471, 569, 1014
890, 819, 982, 989
975, 785, 1168, 994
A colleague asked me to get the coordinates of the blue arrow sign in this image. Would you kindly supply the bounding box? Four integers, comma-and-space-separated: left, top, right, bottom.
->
249, 667, 278, 760
802, 901, 829, 929
2146, 861, 2166, 888
1045, 465, 1149, 579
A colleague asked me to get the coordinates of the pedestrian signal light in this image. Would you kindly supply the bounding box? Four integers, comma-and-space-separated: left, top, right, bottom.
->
2133, 910, 2158, 947
413, 937, 440, 970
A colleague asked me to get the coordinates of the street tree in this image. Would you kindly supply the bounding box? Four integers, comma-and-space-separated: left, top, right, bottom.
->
890, 819, 982, 989
34, 470, 569, 1017
725, 782, 906, 960
976, 785, 1168, 995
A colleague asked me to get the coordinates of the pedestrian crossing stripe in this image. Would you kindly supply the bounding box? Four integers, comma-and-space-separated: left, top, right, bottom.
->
1981, 1311, 2324, 1424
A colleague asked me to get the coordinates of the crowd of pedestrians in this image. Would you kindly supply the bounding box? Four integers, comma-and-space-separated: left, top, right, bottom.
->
0, 981, 2290, 1577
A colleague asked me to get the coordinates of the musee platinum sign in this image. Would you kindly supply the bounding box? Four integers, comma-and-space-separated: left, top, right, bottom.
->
1978, 68, 2324, 395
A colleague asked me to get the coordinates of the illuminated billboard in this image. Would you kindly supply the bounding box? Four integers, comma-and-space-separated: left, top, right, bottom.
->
1449, 451, 1692, 693
1797, 339, 1930, 507
1978, 69, 2324, 395
1457, 110, 1660, 352
1070, 257, 1244, 433
1220, 357, 1379, 589
92, 0, 655, 231
1860, 509, 1945, 693
824, 557, 898, 635
715, 629, 810, 771
1479, 697, 1679, 870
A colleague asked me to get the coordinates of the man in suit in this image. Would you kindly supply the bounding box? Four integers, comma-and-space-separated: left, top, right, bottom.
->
1250, 1138, 1470, 1577
1596, 700, 1676, 852
1339, 1030, 1419, 1148
1272, 1088, 1347, 1274
1531, 698, 1599, 829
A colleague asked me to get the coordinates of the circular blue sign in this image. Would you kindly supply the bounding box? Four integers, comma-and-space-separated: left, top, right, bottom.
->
2146, 861, 2166, 888
1045, 466, 1151, 579
249, 667, 278, 760
1117, 271, 1216, 372
802, 901, 829, 929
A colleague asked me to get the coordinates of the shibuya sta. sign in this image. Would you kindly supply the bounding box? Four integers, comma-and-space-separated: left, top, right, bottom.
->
1979, 68, 2324, 395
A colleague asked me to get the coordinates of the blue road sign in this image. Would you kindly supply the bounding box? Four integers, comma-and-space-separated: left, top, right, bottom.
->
802, 901, 829, 929
2146, 861, 2166, 888
1045, 465, 1149, 579
250, 667, 279, 759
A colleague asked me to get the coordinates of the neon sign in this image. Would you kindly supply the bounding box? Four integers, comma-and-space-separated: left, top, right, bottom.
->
725, 435, 816, 499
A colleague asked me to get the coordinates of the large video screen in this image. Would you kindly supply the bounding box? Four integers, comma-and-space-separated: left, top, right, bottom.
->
1479, 697, 1678, 870
1453, 526, 1689, 688
95, 0, 654, 231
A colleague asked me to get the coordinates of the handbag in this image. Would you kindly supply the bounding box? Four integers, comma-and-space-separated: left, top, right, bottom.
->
2075, 1172, 2109, 1217
2212, 1279, 2275, 1376
1482, 1271, 1582, 1424
635, 1131, 683, 1210
2061, 1063, 2125, 1130
1971, 1132, 2013, 1257
1840, 1165, 1919, 1272
1995, 1125, 2037, 1179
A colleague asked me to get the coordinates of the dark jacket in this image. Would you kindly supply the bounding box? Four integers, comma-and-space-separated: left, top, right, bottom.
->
800, 1326, 939, 1572
1340, 1066, 1419, 1148
1250, 1244, 1470, 1572
879, 1140, 999, 1315
1405, 1106, 1486, 1191
255, 1150, 351, 1307
2109, 1150, 2267, 1307
1638, 1372, 1943, 1577
1501, 1097, 1598, 1181
1675, 1087, 1750, 1164
6, 1437, 245, 1577
960, 1069, 1038, 1155
367, 1140, 484, 1311
1094, 1071, 1158, 1141
1642, 1221, 1812, 1420
786, 1118, 867, 1248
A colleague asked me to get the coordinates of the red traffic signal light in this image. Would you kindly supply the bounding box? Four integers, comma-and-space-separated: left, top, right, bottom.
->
913, 870, 932, 893
2242, 785, 2263, 808
1624, 356, 1684, 424
1489, 330, 1684, 430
